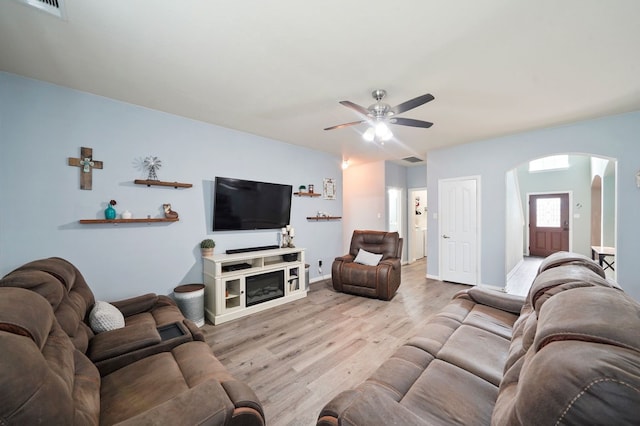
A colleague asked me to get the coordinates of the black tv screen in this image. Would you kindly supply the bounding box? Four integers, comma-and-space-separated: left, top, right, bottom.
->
213, 177, 292, 231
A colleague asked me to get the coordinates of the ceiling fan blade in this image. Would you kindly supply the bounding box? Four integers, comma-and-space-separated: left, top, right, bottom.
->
390, 93, 434, 115
339, 100, 371, 116
324, 120, 366, 131
389, 117, 434, 128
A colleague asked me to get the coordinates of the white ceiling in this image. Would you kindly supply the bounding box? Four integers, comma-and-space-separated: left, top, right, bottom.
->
2, 1, 639, 167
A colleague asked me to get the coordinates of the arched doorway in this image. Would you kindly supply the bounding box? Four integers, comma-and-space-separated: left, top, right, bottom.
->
504, 153, 617, 295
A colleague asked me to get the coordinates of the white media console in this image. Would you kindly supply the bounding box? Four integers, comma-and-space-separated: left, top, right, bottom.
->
203, 247, 306, 325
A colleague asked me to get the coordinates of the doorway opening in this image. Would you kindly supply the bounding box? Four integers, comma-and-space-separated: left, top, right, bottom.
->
505, 153, 617, 296
408, 188, 427, 263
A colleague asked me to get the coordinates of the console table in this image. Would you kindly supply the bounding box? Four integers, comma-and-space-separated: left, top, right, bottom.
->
203, 247, 306, 325
591, 245, 615, 271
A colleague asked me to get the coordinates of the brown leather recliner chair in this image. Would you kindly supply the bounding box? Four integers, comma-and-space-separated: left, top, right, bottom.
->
332, 230, 403, 300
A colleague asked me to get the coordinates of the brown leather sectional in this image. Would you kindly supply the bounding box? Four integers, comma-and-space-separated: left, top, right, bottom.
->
318, 251, 640, 425
0, 257, 265, 425
2, 253, 638, 424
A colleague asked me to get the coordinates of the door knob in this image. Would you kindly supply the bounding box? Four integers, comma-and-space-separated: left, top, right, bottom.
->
442, 234, 451, 239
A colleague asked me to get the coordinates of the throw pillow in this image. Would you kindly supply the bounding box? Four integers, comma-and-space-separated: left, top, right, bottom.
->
354, 248, 383, 266
89, 301, 125, 333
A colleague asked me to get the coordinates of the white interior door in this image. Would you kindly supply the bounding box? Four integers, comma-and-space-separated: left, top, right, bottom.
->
439, 178, 479, 285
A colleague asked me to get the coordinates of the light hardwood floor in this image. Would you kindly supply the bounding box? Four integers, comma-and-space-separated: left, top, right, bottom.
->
506, 256, 543, 297
201, 258, 468, 426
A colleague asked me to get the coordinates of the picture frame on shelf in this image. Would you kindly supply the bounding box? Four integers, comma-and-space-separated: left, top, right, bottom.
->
323, 178, 336, 200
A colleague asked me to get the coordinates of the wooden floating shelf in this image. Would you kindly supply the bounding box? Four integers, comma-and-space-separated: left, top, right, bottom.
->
79, 218, 179, 224
134, 180, 192, 188
294, 192, 321, 197
306, 216, 342, 221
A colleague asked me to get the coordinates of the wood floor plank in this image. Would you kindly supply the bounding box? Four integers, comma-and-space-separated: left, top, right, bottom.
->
202, 258, 468, 426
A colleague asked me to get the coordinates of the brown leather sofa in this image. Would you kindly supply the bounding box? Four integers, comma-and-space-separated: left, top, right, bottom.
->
318, 252, 640, 425
0, 257, 265, 425
332, 230, 403, 300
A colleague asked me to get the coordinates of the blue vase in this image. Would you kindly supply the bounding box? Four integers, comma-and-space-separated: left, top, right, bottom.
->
105, 205, 116, 220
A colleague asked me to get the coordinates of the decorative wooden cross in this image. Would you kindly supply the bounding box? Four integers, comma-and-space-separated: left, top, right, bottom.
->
68, 147, 103, 190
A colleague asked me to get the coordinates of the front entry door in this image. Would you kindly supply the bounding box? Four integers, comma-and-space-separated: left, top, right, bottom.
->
439, 178, 478, 285
529, 193, 569, 257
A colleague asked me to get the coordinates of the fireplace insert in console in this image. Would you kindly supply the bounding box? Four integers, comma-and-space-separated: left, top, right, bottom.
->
246, 270, 285, 307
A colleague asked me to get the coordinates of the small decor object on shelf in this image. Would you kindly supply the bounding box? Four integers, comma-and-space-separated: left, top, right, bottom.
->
281, 225, 296, 248
121, 210, 132, 219
323, 178, 336, 200
308, 184, 314, 194
288, 227, 296, 248
298, 185, 306, 192
68, 147, 103, 190
105, 200, 117, 220
200, 239, 215, 257
143, 156, 162, 181
163, 203, 179, 219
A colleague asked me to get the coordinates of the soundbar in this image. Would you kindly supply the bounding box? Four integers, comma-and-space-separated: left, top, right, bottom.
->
226, 245, 280, 254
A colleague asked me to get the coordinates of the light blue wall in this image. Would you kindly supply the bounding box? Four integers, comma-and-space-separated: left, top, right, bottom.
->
407, 164, 427, 189
427, 110, 640, 301
0, 72, 343, 300
385, 162, 408, 189
385, 161, 409, 261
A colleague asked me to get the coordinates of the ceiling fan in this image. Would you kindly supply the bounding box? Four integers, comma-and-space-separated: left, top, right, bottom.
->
324, 89, 434, 141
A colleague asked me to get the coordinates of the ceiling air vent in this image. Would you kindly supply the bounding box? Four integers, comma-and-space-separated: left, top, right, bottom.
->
402, 156, 424, 164
15, 0, 66, 19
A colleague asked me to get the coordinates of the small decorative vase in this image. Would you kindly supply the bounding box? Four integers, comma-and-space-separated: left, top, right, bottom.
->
121, 210, 132, 219
105, 205, 116, 220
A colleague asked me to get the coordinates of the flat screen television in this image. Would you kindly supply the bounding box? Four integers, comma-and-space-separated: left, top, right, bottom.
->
213, 177, 292, 231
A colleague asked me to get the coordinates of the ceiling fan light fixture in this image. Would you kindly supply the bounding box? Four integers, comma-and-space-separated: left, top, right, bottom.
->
376, 122, 393, 141
363, 127, 375, 142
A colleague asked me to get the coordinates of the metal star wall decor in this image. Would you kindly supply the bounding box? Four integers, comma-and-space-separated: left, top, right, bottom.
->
143, 156, 162, 181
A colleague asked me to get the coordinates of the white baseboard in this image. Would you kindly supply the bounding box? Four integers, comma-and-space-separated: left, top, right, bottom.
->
506, 258, 524, 281
425, 277, 504, 292
309, 274, 331, 284
478, 284, 506, 292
